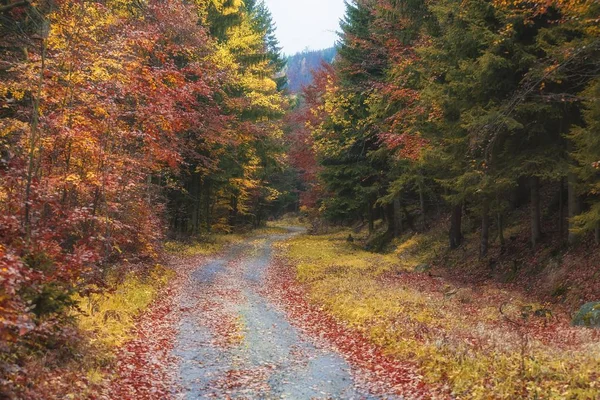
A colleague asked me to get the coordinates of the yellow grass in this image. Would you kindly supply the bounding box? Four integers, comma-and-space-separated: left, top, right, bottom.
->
73, 263, 174, 388
164, 226, 289, 257
279, 230, 600, 399
75, 265, 173, 349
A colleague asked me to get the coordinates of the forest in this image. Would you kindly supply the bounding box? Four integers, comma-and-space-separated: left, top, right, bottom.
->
1, 0, 297, 395
290, 0, 600, 252
1, 0, 600, 398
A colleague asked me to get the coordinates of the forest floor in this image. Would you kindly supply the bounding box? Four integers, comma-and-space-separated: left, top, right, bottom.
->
171, 227, 375, 399
109, 227, 430, 399
105, 223, 600, 400
275, 225, 600, 399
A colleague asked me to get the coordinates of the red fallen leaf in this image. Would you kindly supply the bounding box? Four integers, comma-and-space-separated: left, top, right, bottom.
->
106, 281, 182, 399
261, 256, 450, 399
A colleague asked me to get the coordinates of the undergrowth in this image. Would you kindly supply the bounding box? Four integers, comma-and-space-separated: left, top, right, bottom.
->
74, 264, 174, 385
1, 263, 176, 398
279, 229, 600, 399
75, 265, 174, 349
267, 214, 309, 229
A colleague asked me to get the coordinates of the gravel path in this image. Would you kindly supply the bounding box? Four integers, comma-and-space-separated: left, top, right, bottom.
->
172, 229, 381, 399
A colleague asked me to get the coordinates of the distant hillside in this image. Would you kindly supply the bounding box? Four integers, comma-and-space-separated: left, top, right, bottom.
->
285, 48, 336, 93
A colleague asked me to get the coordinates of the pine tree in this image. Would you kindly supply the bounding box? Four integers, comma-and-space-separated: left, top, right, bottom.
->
368, 0, 433, 237
417, 0, 517, 252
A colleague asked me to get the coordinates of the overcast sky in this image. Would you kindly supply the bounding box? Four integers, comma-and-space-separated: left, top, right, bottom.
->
262, 0, 347, 55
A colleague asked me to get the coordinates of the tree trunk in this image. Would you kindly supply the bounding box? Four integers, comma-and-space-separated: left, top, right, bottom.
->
385, 202, 395, 236
402, 204, 417, 232
596, 222, 600, 245
382, 204, 389, 225
368, 201, 374, 235
230, 195, 238, 227
393, 196, 402, 237
24, 26, 48, 243
195, 179, 202, 234
204, 181, 211, 232
567, 171, 580, 244
558, 177, 564, 240
498, 212, 505, 252
419, 185, 426, 231
480, 198, 490, 258
192, 175, 201, 235
530, 176, 542, 249
449, 204, 462, 249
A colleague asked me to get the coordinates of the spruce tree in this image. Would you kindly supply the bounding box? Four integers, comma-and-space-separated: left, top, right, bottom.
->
570, 79, 600, 242
315, 0, 391, 231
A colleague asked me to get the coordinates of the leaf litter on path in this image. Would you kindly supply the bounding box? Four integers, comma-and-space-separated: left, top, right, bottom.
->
110, 231, 442, 399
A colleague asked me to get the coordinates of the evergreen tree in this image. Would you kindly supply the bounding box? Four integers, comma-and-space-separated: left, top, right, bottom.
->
368, 0, 433, 237
314, 0, 391, 232
167, 0, 288, 233
571, 79, 600, 241
292, 0, 600, 256
246, 0, 287, 89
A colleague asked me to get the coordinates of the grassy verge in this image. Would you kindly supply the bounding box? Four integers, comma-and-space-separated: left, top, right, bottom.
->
279, 229, 600, 399
75, 265, 174, 349
9, 227, 289, 397
75, 228, 267, 389
267, 214, 308, 229
164, 226, 290, 257
74, 264, 174, 384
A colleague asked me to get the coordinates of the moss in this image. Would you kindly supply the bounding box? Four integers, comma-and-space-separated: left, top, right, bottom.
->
572, 302, 600, 328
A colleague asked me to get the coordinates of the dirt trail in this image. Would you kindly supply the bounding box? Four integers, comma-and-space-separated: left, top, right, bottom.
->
172, 229, 395, 399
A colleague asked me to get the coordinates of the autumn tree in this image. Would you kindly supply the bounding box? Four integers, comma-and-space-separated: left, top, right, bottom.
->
166, 0, 288, 233
0, 0, 292, 394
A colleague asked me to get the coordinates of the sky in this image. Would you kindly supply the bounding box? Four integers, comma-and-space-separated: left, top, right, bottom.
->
262, 0, 347, 55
